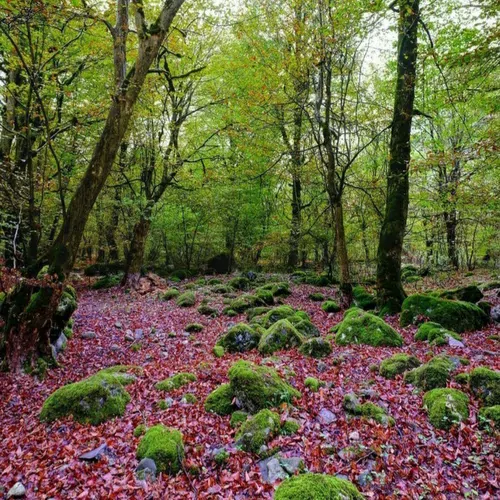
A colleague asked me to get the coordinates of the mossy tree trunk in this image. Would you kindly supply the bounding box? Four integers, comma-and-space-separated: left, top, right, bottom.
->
376, 0, 419, 312
1, 0, 186, 372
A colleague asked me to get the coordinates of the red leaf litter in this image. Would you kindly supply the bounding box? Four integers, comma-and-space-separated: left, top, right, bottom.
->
1, 277, 499, 499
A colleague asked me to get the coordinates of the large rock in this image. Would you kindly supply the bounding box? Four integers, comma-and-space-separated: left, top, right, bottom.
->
414, 322, 462, 346
204, 383, 236, 415
228, 360, 301, 413
404, 356, 455, 391
400, 294, 489, 332
334, 308, 403, 347
274, 473, 363, 500
299, 338, 332, 358
217, 323, 261, 353
469, 367, 500, 406
438, 285, 483, 303
136, 425, 184, 474
352, 285, 376, 310
379, 353, 421, 379
258, 319, 304, 354
40, 366, 135, 424
236, 409, 280, 453
423, 388, 469, 430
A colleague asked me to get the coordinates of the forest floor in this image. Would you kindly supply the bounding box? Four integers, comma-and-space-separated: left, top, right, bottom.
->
1, 271, 499, 499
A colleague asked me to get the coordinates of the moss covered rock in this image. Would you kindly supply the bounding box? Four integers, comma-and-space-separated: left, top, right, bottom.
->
439, 285, 483, 304
228, 276, 250, 290
229, 294, 266, 313
258, 281, 291, 297
40, 367, 134, 424
185, 323, 203, 333
162, 288, 180, 300
334, 308, 403, 347
253, 305, 296, 327
479, 405, 500, 428
404, 356, 454, 390
176, 291, 196, 307
400, 294, 488, 332
274, 473, 363, 500
322, 300, 341, 313
198, 304, 218, 317
353, 285, 376, 310
92, 275, 122, 290
414, 322, 462, 346
299, 338, 332, 358
343, 395, 395, 426
469, 367, 500, 406
156, 372, 197, 392
291, 318, 320, 338
258, 319, 304, 354
304, 377, 324, 392
212, 284, 232, 294
423, 388, 469, 430
230, 410, 249, 428
136, 425, 184, 474
246, 306, 271, 321
228, 360, 301, 413
309, 292, 325, 302
204, 383, 236, 415
235, 409, 280, 453
379, 353, 421, 379
213, 345, 224, 358
217, 323, 261, 353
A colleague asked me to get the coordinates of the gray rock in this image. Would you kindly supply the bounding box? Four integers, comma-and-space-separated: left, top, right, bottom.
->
110, 344, 121, 352
79, 443, 108, 461
115, 322, 122, 329
54, 333, 67, 353
164, 397, 174, 408
265, 458, 288, 483
280, 457, 304, 475
81, 331, 96, 340
357, 471, 373, 487
125, 330, 134, 341
491, 305, 500, 322
317, 408, 336, 425
7, 482, 26, 498
317, 361, 328, 373
135, 329, 143, 340
343, 393, 360, 412
446, 334, 465, 347
136, 458, 157, 480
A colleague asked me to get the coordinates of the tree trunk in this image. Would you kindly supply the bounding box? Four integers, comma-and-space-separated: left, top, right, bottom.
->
444, 209, 459, 270
287, 175, 302, 269
376, 0, 419, 312
333, 200, 352, 306
122, 213, 151, 285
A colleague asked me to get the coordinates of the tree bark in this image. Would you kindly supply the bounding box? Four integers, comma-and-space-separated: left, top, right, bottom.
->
376, 0, 419, 312
287, 175, 302, 269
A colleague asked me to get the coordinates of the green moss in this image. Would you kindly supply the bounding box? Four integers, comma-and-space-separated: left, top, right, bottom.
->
404, 355, 454, 391
213, 448, 229, 465
230, 410, 249, 428
423, 388, 469, 430
454, 372, 470, 385
229, 294, 266, 313
40, 368, 134, 424
281, 419, 300, 435
477, 301, 492, 316
258, 319, 304, 354
228, 276, 250, 290
213, 345, 224, 358
204, 383, 235, 415
134, 424, 147, 437
246, 306, 271, 321
274, 473, 363, 500
130, 342, 142, 352
235, 409, 280, 453
217, 323, 261, 353
212, 284, 232, 294
400, 294, 488, 332
163, 288, 180, 300
185, 323, 203, 333
254, 305, 296, 328
228, 360, 301, 413
299, 338, 332, 358
414, 322, 462, 345
343, 395, 394, 426
438, 285, 483, 303
224, 309, 238, 317
255, 288, 275, 305
136, 425, 184, 474
176, 291, 196, 307
353, 285, 376, 310
208, 278, 222, 285
182, 393, 197, 404
305, 377, 324, 392
478, 405, 500, 428
258, 281, 291, 297
197, 304, 218, 317
322, 300, 341, 313
379, 353, 421, 379
155, 372, 197, 392
92, 275, 122, 290
309, 292, 325, 302
469, 367, 500, 406
293, 319, 320, 338
334, 308, 403, 347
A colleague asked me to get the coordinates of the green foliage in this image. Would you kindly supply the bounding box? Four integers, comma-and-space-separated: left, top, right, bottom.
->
136, 425, 184, 474
304, 377, 324, 392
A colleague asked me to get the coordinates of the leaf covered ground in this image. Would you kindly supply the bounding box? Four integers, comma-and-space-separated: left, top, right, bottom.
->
1, 273, 499, 499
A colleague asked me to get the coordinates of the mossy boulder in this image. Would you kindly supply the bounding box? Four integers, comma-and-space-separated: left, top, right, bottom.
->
353, 285, 376, 310
309, 292, 325, 302
400, 294, 488, 332
439, 285, 483, 304
423, 388, 469, 430
343, 395, 395, 426
291, 318, 320, 338
228, 360, 301, 413
176, 291, 196, 307
185, 323, 203, 333
228, 276, 250, 290
212, 284, 232, 294
379, 353, 421, 379
258, 281, 291, 297
322, 300, 341, 313
230, 410, 249, 428
229, 294, 266, 313
479, 405, 500, 428
217, 323, 261, 353
404, 355, 455, 391
255, 289, 275, 305
40, 367, 134, 424
469, 367, 500, 406
253, 305, 296, 327
162, 288, 180, 300
258, 319, 304, 354
299, 338, 332, 358
213, 345, 224, 358
198, 303, 218, 317
92, 274, 122, 290
136, 425, 184, 474
204, 383, 236, 415
304, 377, 324, 392
235, 409, 280, 453
274, 473, 363, 500
334, 308, 403, 347
414, 322, 462, 346
246, 306, 271, 321
155, 372, 197, 392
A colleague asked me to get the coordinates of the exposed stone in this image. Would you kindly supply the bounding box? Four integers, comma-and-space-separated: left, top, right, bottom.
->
81, 331, 96, 339
135, 457, 157, 480
6, 482, 26, 499
317, 408, 336, 425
